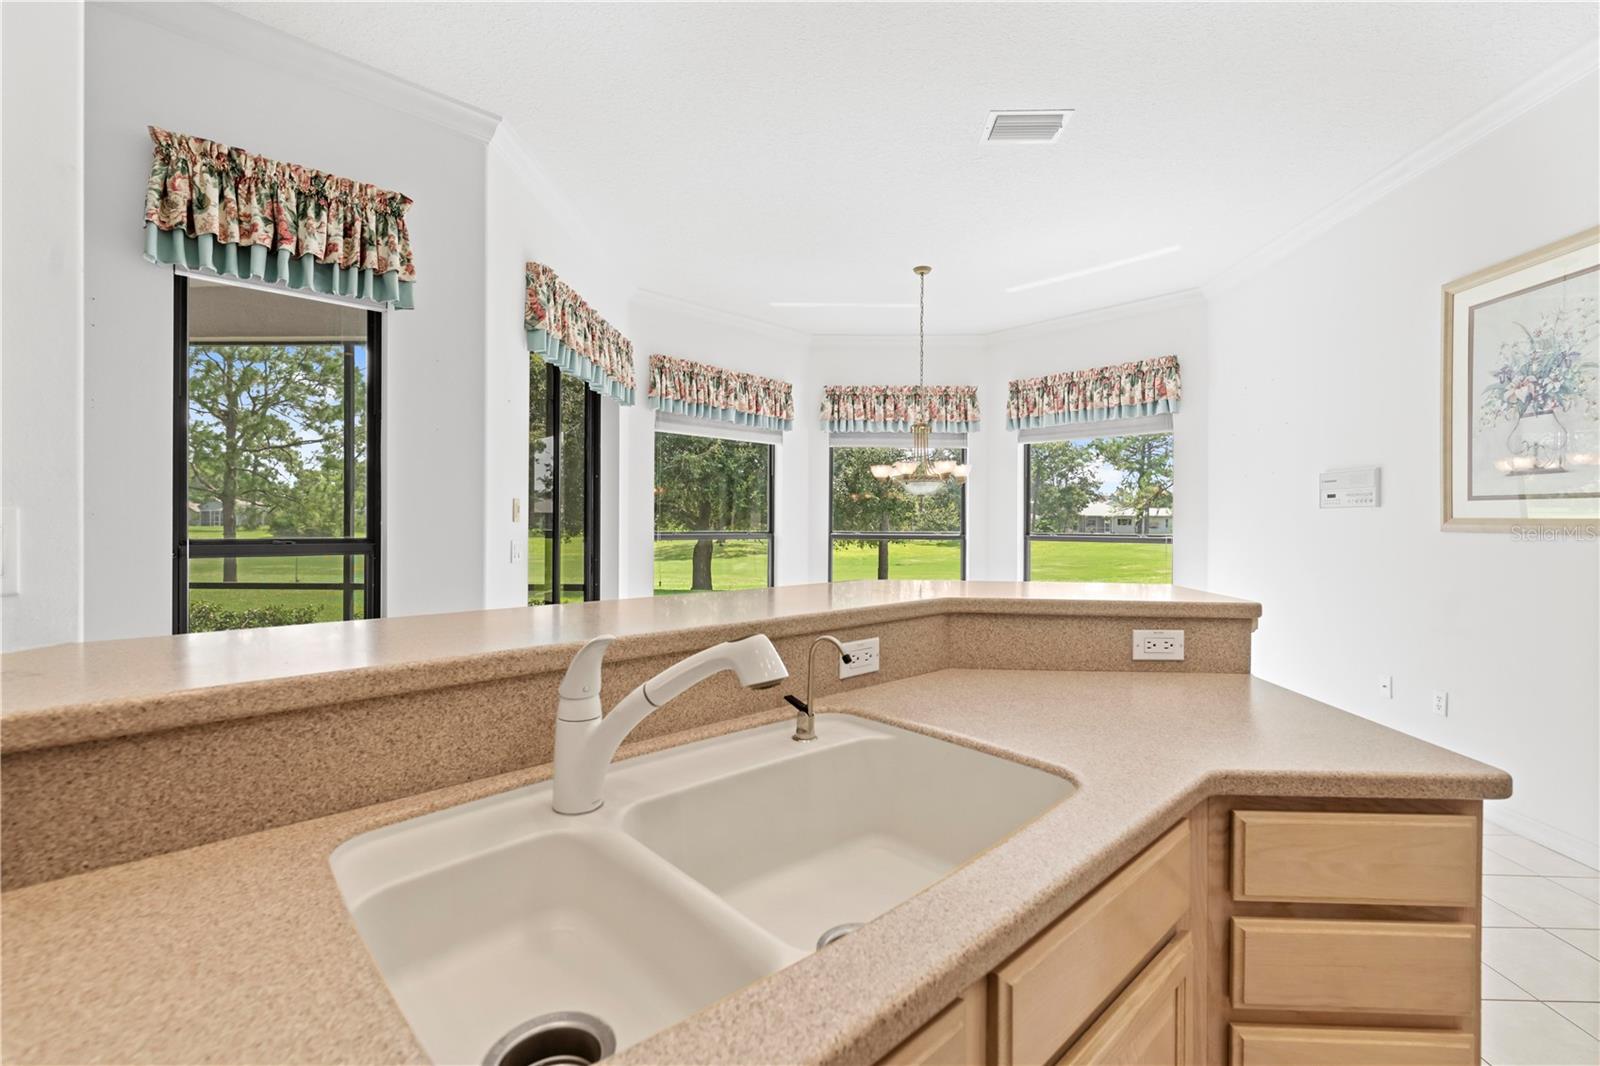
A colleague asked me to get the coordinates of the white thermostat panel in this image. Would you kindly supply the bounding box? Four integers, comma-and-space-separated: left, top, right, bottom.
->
1319, 466, 1380, 509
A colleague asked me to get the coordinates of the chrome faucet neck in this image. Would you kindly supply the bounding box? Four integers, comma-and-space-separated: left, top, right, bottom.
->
793, 636, 851, 742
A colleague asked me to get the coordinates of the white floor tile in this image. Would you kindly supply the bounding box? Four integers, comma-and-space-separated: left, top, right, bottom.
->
1482, 928, 1600, 1001
1554, 878, 1600, 904
1481, 1001, 1600, 1065
1483, 895, 1536, 928
1484, 817, 1516, 835
1485, 837, 1600, 877
1484, 962, 1536, 1000
1484, 876, 1600, 929
1483, 849, 1538, 875
1548, 1001, 1600, 1039
1552, 929, 1600, 961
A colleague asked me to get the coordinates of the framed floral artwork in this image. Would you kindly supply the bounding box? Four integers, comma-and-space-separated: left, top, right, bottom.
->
1442, 226, 1600, 531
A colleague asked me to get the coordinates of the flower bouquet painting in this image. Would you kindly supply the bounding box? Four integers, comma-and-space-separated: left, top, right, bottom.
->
1443, 227, 1600, 530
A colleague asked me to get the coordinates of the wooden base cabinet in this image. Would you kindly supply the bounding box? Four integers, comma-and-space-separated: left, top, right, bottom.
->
875, 798, 1483, 1066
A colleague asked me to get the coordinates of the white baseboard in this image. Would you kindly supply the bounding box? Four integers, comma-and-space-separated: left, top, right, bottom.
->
1484, 802, 1600, 870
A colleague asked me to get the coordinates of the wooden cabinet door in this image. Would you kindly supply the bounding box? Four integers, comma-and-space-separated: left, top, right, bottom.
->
877, 981, 986, 1066
993, 822, 1191, 1066
1229, 1024, 1477, 1066
1057, 932, 1194, 1066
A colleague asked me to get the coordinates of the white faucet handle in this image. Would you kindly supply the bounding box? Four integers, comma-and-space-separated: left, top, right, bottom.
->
557, 634, 614, 715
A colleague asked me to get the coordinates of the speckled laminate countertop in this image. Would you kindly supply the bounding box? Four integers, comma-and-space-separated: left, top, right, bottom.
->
0, 669, 1508, 1066
0, 582, 1258, 752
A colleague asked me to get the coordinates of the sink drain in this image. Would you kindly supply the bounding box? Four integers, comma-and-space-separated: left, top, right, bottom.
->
483, 1011, 616, 1066
816, 922, 865, 949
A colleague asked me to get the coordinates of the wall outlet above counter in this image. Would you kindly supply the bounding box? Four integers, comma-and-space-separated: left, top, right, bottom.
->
1133, 629, 1185, 661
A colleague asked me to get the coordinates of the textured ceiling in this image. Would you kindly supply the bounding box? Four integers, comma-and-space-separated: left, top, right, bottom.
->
227, 2, 1595, 334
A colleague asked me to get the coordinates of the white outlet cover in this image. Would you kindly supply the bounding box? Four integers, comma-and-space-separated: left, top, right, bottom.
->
1132, 629, 1185, 662
839, 637, 880, 679
1378, 675, 1393, 699
1432, 691, 1449, 717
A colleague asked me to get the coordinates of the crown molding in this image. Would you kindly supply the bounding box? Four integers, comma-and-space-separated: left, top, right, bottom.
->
984, 289, 1205, 343
107, 2, 502, 143
631, 289, 809, 343
1205, 39, 1600, 295
487, 123, 620, 274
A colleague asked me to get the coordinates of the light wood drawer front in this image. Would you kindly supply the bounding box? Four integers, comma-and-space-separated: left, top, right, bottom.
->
1231, 918, 1476, 1015
993, 821, 1191, 1066
1232, 811, 1478, 905
1229, 1024, 1477, 1066
1058, 933, 1194, 1066
877, 981, 986, 1066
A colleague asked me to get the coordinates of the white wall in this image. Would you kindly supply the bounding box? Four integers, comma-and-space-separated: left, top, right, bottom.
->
1205, 72, 1600, 863
485, 130, 637, 607
1, 1, 85, 651
73, 3, 495, 640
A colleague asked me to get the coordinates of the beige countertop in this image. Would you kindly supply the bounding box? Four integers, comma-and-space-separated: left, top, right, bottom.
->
0, 582, 1258, 753
0, 668, 1508, 1066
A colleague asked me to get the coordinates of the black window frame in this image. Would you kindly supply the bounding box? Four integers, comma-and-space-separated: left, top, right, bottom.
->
826, 444, 967, 582
650, 430, 776, 593
529, 362, 601, 605
172, 275, 383, 633
1022, 437, 1175, 581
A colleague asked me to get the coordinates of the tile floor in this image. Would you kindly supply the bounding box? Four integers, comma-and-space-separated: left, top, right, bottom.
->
1479, 815, 1599, 1066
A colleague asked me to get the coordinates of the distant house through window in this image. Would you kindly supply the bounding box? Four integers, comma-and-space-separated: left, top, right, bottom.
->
175, 277, 381, 633
1024, 431, 1173, 583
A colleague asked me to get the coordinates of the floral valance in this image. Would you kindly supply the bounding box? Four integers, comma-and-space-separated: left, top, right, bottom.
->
649, 355, 793, 431
820, 385, 981, 434
1006, 355, 1181, 430
143, 126, 415, 309
525, 261, 636, 405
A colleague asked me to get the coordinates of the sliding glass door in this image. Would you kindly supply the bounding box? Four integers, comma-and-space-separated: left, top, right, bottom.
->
529, 361, 600, 604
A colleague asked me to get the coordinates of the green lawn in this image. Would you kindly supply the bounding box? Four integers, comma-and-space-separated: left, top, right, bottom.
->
653, 538, 770, 594
830, 539, 962, 581
186, 526, 362, 623
1027, 539, 1172, 583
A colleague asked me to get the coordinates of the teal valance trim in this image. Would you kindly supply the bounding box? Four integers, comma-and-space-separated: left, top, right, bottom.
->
528, 327, 636, 405
1007, 397, 1179, 430
146, 225, 415, 309
649, 398, 791, 431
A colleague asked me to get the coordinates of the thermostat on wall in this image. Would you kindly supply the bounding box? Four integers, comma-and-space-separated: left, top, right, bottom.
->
1319, 466, 1380, 509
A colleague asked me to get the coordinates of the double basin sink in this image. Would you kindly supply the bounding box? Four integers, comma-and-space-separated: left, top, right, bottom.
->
331, 714, 1074, 1064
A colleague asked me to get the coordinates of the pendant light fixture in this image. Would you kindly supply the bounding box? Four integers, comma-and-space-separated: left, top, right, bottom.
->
870, 265, 971, 496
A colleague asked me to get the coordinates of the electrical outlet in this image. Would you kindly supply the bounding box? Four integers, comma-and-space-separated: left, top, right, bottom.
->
1378, 675, 1393, 699
1132, 629, 1185, 661
1432, 691, 1449, 717
839, 637, 880, 679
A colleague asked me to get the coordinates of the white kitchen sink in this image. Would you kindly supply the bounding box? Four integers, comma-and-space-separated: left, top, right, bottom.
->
332, 714, 1072, 1064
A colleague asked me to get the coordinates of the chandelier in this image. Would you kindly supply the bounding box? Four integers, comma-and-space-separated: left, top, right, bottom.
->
870, 265, 971, 497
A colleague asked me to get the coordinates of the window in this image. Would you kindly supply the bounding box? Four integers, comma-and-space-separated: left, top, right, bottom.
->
530, 363, 600, 604
829, 445, 965, 581
653, 432, 773, 594
1024, 431, 1173, 584
175, 277, 380, 632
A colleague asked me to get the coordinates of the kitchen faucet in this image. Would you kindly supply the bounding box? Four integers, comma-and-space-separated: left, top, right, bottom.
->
552, 633, 788, 814
783, 636, 853, 742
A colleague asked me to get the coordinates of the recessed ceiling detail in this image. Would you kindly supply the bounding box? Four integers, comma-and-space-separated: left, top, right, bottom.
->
983, 109, 1072, 144
1007, 245, 1185, 294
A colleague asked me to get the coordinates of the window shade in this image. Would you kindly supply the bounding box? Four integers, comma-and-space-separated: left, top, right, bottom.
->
1007, 356, 1180, 430
648, 354, 794, 431
525, 261, 636, 404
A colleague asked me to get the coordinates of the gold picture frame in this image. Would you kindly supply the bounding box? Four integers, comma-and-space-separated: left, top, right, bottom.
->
1441, 225, 1600, 532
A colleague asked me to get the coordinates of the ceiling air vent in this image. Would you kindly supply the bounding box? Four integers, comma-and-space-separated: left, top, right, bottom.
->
983, 110, 1072, 144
